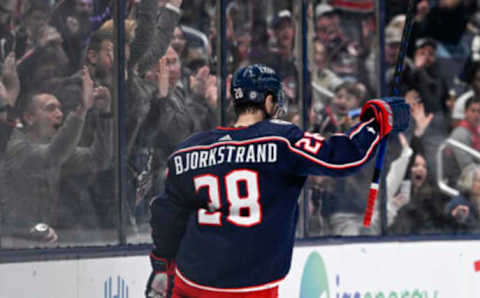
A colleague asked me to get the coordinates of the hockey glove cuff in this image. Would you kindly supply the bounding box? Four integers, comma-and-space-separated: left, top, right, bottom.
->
145, 252, 176, 298
360, 97, 410, 138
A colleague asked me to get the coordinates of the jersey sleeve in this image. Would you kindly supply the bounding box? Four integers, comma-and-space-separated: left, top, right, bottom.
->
287, 118, 380, 177
150, 165, 191, 260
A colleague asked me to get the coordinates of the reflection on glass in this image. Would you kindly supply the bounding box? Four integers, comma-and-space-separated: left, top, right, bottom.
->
128, 1, 220, 243
388, 152, 452, 235
306, 0, 379, 237
0, 0, 116, 248
442, 164, 480, 234
1, 0, 477, 251
382, 0, 480, 236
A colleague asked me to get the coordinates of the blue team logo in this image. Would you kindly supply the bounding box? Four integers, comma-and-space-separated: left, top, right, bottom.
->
104, 275, 129, 298
299, 252, 330, 298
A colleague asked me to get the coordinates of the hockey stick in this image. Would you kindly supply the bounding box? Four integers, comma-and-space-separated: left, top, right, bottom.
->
363, 0, 417, 227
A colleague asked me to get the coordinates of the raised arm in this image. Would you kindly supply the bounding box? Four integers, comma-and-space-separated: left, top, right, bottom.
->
289, 97, 410, 177
7, 67, 94, 168
0, 52, 19, 121
289, 119, 381, 177
128, 0, 159, 70
62, 84, 113, 174
134, 0, 182, 76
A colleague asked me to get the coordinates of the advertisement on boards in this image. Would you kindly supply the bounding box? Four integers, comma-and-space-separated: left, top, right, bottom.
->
0, 256, 151, 298
1, 241, 480, 297
281, 241, 480, 298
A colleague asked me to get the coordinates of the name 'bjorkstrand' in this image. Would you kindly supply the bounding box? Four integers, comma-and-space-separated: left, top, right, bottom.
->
173, 143, 278, 175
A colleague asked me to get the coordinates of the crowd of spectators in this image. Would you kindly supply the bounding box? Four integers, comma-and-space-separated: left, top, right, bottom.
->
2, 0, 480, 248
0, 0, 186, 247
304, 0, 480, 236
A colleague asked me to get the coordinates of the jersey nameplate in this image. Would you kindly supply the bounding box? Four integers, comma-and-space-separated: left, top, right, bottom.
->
173, 143, 277, 175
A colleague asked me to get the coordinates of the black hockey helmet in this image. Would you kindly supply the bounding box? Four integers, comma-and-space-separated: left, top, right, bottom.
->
230, 64, 287, 117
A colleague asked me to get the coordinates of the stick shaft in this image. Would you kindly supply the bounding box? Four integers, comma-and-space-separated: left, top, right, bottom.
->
363, 0, 417, 227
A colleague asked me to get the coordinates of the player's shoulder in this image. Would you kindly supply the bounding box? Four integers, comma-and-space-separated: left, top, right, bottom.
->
260, 119, 298, 131
175, 130, 215, 150
258, 119, 303, 140
268, 119, 294, 126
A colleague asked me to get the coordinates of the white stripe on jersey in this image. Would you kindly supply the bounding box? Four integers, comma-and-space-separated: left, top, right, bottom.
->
169, 121, 379, 170
175, 268, 284, 293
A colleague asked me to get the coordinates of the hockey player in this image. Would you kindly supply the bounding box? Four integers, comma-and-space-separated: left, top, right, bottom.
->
146, 64, 410, 298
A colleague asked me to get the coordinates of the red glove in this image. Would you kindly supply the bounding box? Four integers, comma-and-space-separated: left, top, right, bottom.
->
145, 252, 176, 298
360, 99, 393, 138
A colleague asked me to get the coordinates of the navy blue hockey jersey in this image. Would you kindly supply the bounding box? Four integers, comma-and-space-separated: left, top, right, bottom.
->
150, 118, 380, 292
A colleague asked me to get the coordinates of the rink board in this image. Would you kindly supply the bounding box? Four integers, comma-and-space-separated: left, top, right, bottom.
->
1, 241, 480, 297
